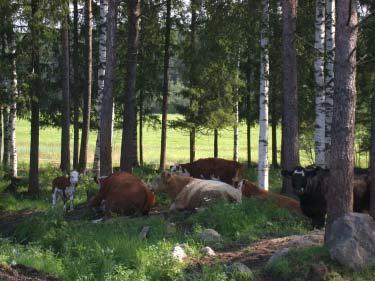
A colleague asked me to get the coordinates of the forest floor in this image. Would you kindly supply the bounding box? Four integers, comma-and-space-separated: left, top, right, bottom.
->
0, 166, 375, 281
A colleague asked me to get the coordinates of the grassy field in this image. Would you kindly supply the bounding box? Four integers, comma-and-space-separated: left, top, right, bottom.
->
13, 115, 315, 168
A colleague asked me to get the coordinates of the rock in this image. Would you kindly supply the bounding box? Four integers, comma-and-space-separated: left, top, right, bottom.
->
201, 246, 216, 257
139, 226, 150, 240
307, 263, 329, 281
200, 229, 222, 244
231, 262, 255, 280
326, 213, 375, 271
266, 248, 290, 267
172, 244, 187, 262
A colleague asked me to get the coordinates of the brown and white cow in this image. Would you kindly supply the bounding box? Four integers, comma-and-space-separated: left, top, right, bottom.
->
238, 180, 301, 214
150, 172, 241, 211
170, 158, 244, 187
52, 170, 79, 211
89, 172, 156, 217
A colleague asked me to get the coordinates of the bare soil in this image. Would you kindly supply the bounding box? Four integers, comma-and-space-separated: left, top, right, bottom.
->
0, 264, 60, 281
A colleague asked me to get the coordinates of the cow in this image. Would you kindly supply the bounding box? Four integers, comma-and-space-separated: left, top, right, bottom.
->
89, 172, 155, 217
237, 180, 301, 214
170, 158, 244, 187
52, 170, 79, 211
150, 172, 241, 211
281, 166, 370, 228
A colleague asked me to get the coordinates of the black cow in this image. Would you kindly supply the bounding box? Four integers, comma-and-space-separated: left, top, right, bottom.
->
282, 166, 370, 229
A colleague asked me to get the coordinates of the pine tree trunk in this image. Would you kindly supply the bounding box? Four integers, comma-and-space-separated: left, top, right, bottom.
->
0, 107, 2, 164
271, 102, 278, 168
325, 0, 357, 236
93, 0, 108, 176
314, 0, 326, 168
233, 52, 240, 162
214, 129, 218, 158
121, 0, 140, 172
72, 0, 80, 169
246, 58, 254, 167
139, 91, 144, 166
324, 0, 335, 168
29, 0, 40, 193
2, 107, 9, 168
9, 39, 18, 177
370, 82, 375, 219
78, 0, 93, 173
60, 17, 70, 173
258, 0, 270, 190
100, 0, 117, 177
159, 0, 171, 171
281, 0, 299, 195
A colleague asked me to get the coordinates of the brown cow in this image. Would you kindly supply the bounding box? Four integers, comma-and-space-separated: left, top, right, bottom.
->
238, 180, 301, 214
170, 158, 244, 187
150, 172, 242, 210
89, 172, 155, 217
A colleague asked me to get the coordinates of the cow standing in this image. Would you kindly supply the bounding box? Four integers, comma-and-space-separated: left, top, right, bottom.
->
52, 170, 79, 211
150, 172, 241, 211
170, 158, 244, 187
89, 172, 155, 217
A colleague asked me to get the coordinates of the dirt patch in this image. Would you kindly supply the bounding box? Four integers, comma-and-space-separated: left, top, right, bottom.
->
0, 264, 60, 281
0, 210, 43, 237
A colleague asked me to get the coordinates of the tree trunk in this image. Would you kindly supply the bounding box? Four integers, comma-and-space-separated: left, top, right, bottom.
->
281, 0, 299, 195
314, 0, 326, 168
214, 128, 218, 158
120, 0, 140, 173
370, 81, 375, 219
100, 0, 117, 177
325, 0, 357, 236
246, 57, 254, 167
29, 0, 40, 193
72, 0, 80, 169
324, 0, 335, 168
258, 0, 270, 190
159, 0, 171, 171
139, 90, 144, 166
0, 107, 2, 164
233, 51, 240, 162
189, 0, 197, 163
78, 0, 93, 173
9, 39, 18, 177
271, 102, 278, 168
2, 107, 9, 168
60, 16, 70, 173
93, 0, 109, 176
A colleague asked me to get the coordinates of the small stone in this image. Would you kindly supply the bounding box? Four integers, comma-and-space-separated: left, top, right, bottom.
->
201, 246, 216, 256
267, 248, 290, 267
139, 226, 150, 240
231, 262, 255, 280
200, 229, 222, 244
172, 244, 187, 262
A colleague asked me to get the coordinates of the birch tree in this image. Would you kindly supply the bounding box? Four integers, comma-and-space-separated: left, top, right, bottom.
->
9, 37, 17, 177
314, 0, 326, 168
324, 0, 335, 168
93, 0, 108, 176
258, 0, 270, 190
2, 106, 9, 168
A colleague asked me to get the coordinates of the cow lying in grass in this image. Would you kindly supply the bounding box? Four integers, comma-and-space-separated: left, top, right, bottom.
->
282, 166, 370, 228
237, 179, 301, 214
52, 170, 79, 211
150, 172, 241, 211
170, 157, 244, 187
89, 172, 155, 217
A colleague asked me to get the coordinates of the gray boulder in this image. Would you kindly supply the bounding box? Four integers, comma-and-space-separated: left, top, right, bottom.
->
200, 229, 222, 244
326, 213, 375, 271
231, 262, 255, 281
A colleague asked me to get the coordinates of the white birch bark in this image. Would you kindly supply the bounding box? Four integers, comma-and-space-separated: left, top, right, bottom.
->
3, 106, 9, 167
325, 0, 335, 168
93, 0, 108, 176
258, 0, 269, 190
314, 0, 326, 168
233, 51, 240, 162
9, 40, 18, 177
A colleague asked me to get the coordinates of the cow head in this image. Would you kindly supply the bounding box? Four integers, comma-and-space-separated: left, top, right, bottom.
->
70, 170, 79, 186
150, 171, 172, 192
170, 164, 190, 176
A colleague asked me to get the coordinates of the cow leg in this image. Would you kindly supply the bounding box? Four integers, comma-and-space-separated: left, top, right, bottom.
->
69, 190, 75, 211
52, 188, 57, 207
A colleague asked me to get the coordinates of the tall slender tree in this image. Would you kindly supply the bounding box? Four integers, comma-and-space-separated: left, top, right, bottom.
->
93, 0, 108, 176
159, 0, 171, 170
233, 51, 240, 162
325, 0, 358, 236
121, 0, 140, 172
72, 0, 80, 169
2, 107, 9, 167
78, 0, 93, 173
60, 7, 70, 173
9, 36, 17, 177
324, 0, 335, 167
0, 107, 2, 164
258, 0, 270, 190
281, 0, 299, 195
370, 80, 375, 219
314, 0, 326, 168
28, 0, 41, 193
100, 0, 117, 176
